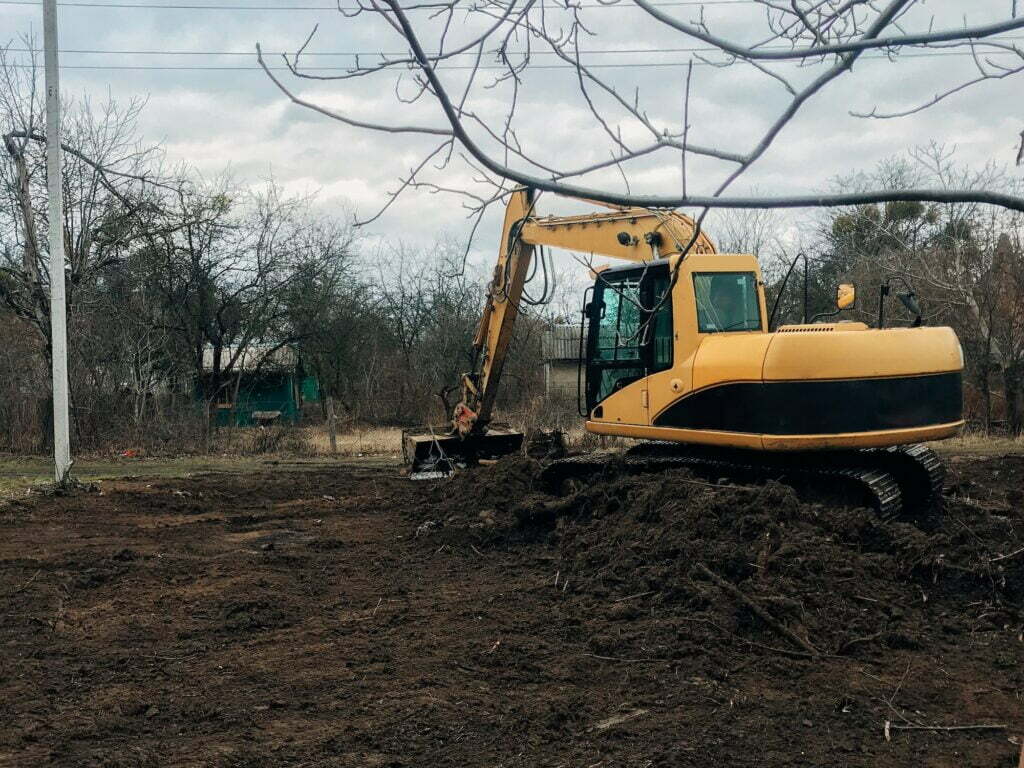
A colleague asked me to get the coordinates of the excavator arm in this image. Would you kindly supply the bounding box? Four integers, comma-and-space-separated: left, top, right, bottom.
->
404, 187, 714, 476
458, 187, 716, 435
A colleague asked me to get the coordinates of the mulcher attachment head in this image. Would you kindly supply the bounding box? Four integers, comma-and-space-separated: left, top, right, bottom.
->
402, 427, 524, 480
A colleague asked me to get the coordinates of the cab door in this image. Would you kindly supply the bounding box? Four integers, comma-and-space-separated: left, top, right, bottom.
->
585, 271, 645, 415
584, 264, 673, 423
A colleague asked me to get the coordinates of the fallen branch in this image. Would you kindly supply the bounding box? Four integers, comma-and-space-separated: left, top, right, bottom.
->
695, 563, 820, 657
588, 708, 649, 733
990, 545, 1024, 563
582, 653, 669, 664
884, 721, 1007, 741
677, 615, 818, 659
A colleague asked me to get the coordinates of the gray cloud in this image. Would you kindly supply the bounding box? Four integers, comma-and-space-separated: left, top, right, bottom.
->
2, 0, 1021, 265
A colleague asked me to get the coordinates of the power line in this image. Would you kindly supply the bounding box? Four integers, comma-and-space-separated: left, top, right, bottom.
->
0, 0, 756, 9
6, 45, 783, 56
7, 37, 1024, 57
4, 48, 1018, 70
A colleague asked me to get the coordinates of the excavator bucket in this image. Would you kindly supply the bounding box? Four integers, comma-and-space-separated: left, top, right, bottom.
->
402, 427, 524, 479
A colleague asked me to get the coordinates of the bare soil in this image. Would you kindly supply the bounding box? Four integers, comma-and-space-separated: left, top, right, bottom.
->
1, 452, 1022, 766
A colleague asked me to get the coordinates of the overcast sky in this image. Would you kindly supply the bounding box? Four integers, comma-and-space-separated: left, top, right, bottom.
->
2, 0, 1022, 273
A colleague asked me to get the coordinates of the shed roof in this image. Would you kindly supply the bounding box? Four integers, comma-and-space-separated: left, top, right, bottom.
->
202, 344, 298, 373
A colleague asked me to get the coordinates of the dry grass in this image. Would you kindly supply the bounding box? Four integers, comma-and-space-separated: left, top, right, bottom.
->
211, 422, 616, 458
303, 426, 404, 457
930, 431, 1024, 456
201, 425, 402, 457
4, 424, 1013, 502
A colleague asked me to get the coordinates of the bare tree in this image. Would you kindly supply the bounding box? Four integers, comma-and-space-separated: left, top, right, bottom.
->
818, 147, 1024, 431
139, 177, 355, 426
257, 0, 1024, 251
0, 39, 175, 360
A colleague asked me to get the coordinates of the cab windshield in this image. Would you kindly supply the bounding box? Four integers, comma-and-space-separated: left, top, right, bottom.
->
694, 272, 762, 333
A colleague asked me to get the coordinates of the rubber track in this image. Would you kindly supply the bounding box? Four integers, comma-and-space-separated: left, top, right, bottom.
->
867, 443, 945, 529
541, 445, 904, 520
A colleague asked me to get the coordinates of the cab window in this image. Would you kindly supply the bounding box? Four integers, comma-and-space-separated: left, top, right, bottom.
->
693, 272, 761, 333
650, 271, 672, 372
594, 278, 641, 362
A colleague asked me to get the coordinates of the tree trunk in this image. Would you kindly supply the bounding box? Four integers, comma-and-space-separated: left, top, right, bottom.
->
231, 371, 243, 428
977, 360, 992, 434
1005, 363, 1023, 436
326, 394, 338, 454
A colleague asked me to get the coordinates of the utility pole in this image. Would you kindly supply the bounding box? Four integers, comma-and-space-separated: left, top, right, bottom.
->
43, 0, 72, 483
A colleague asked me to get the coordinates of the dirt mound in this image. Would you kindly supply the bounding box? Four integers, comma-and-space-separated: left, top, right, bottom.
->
416, 454, 547, 533
426, 457, 1023, 662
396, 454, 1024, 763
547, 467, 1021, 659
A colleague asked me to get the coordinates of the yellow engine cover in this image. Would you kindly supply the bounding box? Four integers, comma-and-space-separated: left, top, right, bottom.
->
586, 323, 964, 451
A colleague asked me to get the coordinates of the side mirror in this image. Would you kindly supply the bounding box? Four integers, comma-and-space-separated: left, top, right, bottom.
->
836, 283, 856, 310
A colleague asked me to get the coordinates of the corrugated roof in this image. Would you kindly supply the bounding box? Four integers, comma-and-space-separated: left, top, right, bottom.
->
202, 344, 298, 372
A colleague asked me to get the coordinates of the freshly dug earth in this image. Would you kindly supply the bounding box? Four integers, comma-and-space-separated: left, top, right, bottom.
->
1, 453, 1022, 766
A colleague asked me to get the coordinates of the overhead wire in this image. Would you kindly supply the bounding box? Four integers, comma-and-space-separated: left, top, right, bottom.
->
0, 0, 760, 9
7, 37, 1024, 57
2, 47, 1017, 71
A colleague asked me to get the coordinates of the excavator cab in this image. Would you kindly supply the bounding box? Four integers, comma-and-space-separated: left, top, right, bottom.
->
584, 261, 770, 413
583, 253, 774, 429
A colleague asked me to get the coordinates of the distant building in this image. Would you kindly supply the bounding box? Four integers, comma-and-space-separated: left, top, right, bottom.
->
542, 324, 583, 400
200, 344, 319, 427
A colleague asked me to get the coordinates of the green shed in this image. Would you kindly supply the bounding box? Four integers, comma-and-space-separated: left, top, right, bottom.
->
201, 344, 319, 427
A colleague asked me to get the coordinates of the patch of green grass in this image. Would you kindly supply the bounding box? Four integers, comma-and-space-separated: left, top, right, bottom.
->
0, 456, 241, 497
0, 454, 395, 499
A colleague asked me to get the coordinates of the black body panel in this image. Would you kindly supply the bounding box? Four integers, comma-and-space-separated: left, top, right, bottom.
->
652, 372, 962, 435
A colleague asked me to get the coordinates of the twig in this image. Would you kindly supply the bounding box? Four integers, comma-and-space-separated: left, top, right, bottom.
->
887, 661, 912, 707
681, 59, 693, 199
611, 591, 654, 603
674, 476, 763, 492
885, 721, 1007, 739
696, 563, 820, 656
676, 615, 819, 659
836, 631, 885, 655
734, 638, 818, 659
990, 545, 1024, 563
4, 569, 41, 597
583, 653, 669, 664
588, 708, 649, 733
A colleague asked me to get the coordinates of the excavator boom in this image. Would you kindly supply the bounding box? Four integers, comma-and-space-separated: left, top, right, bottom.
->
466, 188, 715, 432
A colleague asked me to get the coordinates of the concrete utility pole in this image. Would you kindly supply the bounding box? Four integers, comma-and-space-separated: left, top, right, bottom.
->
43, 0, 72, 483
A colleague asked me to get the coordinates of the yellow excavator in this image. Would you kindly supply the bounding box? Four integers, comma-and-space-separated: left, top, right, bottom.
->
404, 188, 964, 526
